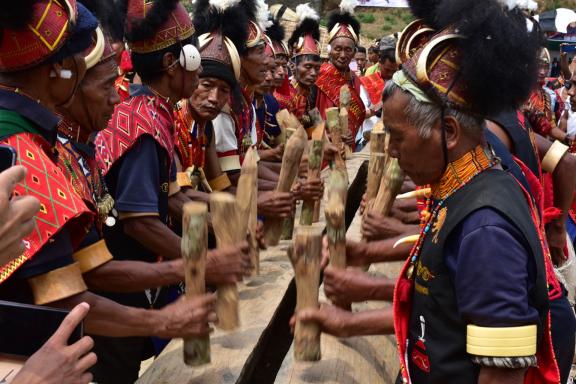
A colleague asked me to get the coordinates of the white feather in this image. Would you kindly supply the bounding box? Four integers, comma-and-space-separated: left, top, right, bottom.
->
296, 3, 319, 25
339, 0, 358, 15
255, 0, 272, 30
208, 0, 241, 12
497, 0, 537, 11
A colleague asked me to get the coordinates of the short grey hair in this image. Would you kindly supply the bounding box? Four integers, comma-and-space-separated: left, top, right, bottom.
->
382, 81, 485, 139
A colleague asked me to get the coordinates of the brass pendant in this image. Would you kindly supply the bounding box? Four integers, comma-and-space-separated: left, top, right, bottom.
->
406, 264, 414, 279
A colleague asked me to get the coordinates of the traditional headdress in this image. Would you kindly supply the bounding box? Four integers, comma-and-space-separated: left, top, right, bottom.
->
240, 0, 268, 49
266, 17, 289, 57
125, 0, 195, 54
327, 0, 361, 45
80, 0, 118, 70
194, 0, 248, 86
0, 0, 98, 72
288, 3, 321, 58
393, 0, 541, 117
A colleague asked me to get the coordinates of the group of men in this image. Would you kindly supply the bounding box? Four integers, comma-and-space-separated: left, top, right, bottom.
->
1, 0, 576, 383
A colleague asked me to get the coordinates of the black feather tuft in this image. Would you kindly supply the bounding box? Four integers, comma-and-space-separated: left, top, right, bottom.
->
80, 0, 125, 41
407, 0, 441, 27
239, 0, 258, 23
0, 0, 38, 29
193, 0, 250, 55
326, 11, 360, 37
125, 0, 179, 43
434, 0, 541, 116
288, 18, 320, 49
266, 18, 285, 44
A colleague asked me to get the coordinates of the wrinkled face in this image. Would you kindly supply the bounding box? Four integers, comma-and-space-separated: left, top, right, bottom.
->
67, 58, 120, 132
273, 55, 289, 88
329, 37, 355, 72
566, 72, 576, 112
241, 44, 268, 86
295, 57, 321, 88
190, 76, 231, 121
382, 89, 445, 186
255, 59, 275, 96
354, 52, 367, 70
379, 59, 398, 81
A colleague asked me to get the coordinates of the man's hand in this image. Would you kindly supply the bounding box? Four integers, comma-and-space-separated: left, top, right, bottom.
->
257, 191, 294, 217
341, 133, 355, 148
323, 266, 377, 303
290, 303, 355, 338
362, 211, 407, 240
12, 303, 97, 384
292, 179, 324, 201
322, 142, 340, 163
255, 219, 266, 250
546, 221, 568, 266
321, 236, 367, 268
0, 166, 40, 266
156, 294, 217, 338
206, 241, 251, 285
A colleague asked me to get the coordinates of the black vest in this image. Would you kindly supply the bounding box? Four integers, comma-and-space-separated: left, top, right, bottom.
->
407, 169, 549, 383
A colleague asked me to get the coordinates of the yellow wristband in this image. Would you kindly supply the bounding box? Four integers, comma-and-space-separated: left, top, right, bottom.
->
209, 173, 232, 191
177, 172, 193, 188
467, 324, 537, 357
541, 140, 569, 173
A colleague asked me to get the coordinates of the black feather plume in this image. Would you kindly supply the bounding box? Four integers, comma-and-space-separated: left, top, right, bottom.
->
434, 0, 541, 116
125, 0, 180, 43
266, 18, 285, 44
288, 18, 320, 49
80, 0, 125, 41
239, 0, 258, 23
0, 0, 38, 29
326, 11, 360, 37
407, 0, 441, 27
193, 0, 249, 55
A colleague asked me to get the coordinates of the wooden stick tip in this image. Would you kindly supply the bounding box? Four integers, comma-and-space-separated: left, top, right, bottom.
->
183, 202, 208, 216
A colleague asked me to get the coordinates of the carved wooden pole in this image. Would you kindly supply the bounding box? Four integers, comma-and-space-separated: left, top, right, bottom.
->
364, 129, 387, 218
181, 202, 210, 366
339, 85, 353, 156
370, 158, 405, 218
210, 192, 248, 330
300, 136, 324, 226
281, 128, 298, 241
324, 169, 349, 309
264, 126, 307, 246
290, 225, 323, 361
325, 107, 346, 170
237, 147, 259, 275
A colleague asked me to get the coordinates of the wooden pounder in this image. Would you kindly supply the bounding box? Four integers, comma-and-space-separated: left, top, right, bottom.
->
181, 202, 210, 366
325, 107, 346, 170
210, 192, 248, 330
370, 158, 405, 217
324, 168, 350, 309
300, 137, 324, 225
290, 225, 324, 361
264, 126, 307, 246
280, 128, 299, 241
237, 147, 259, 275
364, 129, 387, 218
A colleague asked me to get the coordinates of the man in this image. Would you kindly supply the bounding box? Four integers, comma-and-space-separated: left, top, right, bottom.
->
276, 3, 322, 128
316, 1, 365, 150
300, 0, 561, 382
174, 0, 247, 197
267, 17, 290, 93
92, 1, 225, 381
354, 46, 367, 76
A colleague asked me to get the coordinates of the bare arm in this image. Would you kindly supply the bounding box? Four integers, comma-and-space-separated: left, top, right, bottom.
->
536, 134, 576, 264
258, 162, 280, 182
83, 259, 183, 293
122, 216, 182, 260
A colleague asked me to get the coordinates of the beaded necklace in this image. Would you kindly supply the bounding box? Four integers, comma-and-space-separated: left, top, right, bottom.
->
174, 101, 207, 170
406, 145, 497, 279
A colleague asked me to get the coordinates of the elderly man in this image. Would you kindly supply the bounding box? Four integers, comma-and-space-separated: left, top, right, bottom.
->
299, 0, 561, 382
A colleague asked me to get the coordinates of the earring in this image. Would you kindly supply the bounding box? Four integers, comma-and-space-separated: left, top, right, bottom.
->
60, 70, 73, 79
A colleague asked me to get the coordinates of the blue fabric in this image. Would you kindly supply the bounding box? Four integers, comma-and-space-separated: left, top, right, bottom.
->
255, 94, 281, 145
444, 208, 539, 327
114, 135, 161, 214
568, 216, 576, 247
49, 3, 98, 63
0, 89, 59, 144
